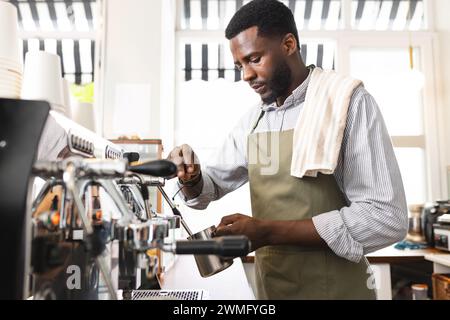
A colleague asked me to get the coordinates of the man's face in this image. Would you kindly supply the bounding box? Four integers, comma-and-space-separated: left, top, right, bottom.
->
230, 26, 292, 104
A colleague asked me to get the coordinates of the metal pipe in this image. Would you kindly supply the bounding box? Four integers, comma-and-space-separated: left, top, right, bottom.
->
157, 185, 194, 237
31, 178, 60, 213
63, 164, 117, 300
97, 179, 133, 222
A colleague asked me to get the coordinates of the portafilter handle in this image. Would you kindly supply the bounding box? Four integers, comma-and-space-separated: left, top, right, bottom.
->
173, 235, 251, 257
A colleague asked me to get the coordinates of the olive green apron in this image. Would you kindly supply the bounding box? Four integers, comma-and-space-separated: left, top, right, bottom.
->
247, 111, 376, 300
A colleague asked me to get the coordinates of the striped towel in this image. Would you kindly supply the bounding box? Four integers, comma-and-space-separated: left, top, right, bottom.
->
290, 67, 363, 178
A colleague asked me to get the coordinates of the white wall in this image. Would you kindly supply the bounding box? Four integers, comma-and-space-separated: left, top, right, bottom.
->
432, 0, 450, 198
160, 0, 176, 152
99, 0, 175, 141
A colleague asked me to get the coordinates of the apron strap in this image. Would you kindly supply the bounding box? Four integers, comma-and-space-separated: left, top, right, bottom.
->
249, 65, 314, 135
250, 109, 265, 134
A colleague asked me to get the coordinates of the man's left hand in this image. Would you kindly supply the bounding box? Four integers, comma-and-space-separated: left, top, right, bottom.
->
214, 213, 268, 251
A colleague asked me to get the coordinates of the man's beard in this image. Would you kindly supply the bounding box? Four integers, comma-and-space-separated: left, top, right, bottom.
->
262, 59, 292, 104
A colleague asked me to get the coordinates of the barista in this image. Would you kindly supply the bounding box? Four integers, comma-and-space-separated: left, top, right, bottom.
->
168, 0, 407, 299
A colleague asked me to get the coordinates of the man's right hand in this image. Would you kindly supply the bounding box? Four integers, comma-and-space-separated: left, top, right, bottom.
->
167, 144, 201, 183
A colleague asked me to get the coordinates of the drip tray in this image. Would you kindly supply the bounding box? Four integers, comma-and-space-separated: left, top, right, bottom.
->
130, 289, 209, 300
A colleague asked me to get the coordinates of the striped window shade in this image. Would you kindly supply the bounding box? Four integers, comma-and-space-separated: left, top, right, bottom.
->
7, 0, 97, 84
9, 0, 97, 31
180, 0, 426, 31
352, 0, 425, 30
180, 0, 343, 31
22, 38, 95, 84
181, 40, 336, 82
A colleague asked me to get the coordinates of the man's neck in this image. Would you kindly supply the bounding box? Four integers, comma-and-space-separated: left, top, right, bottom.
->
276, 60, 309, 107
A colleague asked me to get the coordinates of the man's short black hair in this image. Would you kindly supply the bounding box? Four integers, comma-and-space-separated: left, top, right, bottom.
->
225, 0, 300, 51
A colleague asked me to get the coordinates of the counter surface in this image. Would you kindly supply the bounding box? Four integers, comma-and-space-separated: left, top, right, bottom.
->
159, 254, 256, 300
424, 253, 450, 268
365, 245, 442, 264
241, 245, 443, 264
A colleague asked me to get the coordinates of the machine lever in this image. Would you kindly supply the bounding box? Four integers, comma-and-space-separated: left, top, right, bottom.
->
127, 160, 177, 178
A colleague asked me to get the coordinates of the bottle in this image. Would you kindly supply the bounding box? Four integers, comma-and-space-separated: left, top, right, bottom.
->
407, 204, 426, 243
411, 283, 428, 300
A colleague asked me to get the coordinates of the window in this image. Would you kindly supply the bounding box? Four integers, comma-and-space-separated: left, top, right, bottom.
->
7, 0, 98, 84
179, 0, 426, 32
349, 46, 427, 204
351, 0, 425, 31
174, 0, 440, 221
180, 40, 336, 82
180, 0, 343, 31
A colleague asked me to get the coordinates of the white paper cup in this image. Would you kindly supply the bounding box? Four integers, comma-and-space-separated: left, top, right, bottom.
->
0, 1, 20, 63
0, 82, 20, 89
61, 78, 72, 119
0, 67, 22, 74
0, 69, 22, 80
0, 90, 20, 99
21, 51, 64, 106
0, 82, 22, 95
0, 76, 21, 85
0, 56, 22, 64
50, 103, 69, 116
0, 89, 21, 96
0, 84, 20, 90
72, 101, 96, 131
0, 83, 21, 89
0, 87, 21, 95
0, 56, 21, 64
0, 70, 21, 79
0, 79, 22, 87
0, 60, 22, 73
0, 75, 22, 82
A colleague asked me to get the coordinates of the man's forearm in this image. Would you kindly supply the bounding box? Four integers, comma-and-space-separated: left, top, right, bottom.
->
260, 218, 328, 248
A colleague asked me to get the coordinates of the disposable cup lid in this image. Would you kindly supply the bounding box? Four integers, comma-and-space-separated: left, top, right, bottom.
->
411, 284, 428, 290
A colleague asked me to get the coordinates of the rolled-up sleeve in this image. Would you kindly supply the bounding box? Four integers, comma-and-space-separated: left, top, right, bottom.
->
312, 86, 408, 263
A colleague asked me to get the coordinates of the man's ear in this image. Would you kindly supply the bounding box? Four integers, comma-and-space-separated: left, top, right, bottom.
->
281, 33, 298, 56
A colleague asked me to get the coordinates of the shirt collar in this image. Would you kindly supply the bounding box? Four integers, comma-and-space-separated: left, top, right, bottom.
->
260, 65, 313, 112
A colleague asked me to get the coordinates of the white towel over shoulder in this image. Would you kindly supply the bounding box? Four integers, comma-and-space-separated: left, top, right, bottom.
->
290, 67, 363, 178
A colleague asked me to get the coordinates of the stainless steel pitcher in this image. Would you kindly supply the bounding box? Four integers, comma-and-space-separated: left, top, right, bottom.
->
188, 226, 234, 277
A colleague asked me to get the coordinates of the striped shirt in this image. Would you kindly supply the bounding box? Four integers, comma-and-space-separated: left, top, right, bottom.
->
179, 69, 408, 263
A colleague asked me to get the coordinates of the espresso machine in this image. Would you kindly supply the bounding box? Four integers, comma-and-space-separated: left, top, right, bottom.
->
0, 98, 251, 300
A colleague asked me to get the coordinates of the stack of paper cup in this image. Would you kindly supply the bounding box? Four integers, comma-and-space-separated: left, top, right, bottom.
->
62, 78, 73, 119
0, 1, 22, 99
21, 51, 71, 117
72, 101, 96, 132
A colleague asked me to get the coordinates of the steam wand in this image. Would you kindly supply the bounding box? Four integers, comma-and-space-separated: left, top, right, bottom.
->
157, 185, 194, 237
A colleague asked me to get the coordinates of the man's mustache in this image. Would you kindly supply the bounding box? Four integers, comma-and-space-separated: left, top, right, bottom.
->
249, 80, 266, 87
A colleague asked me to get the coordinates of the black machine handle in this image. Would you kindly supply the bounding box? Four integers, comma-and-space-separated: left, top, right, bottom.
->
127, 159, 177, 178
175, 236, 250, 257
